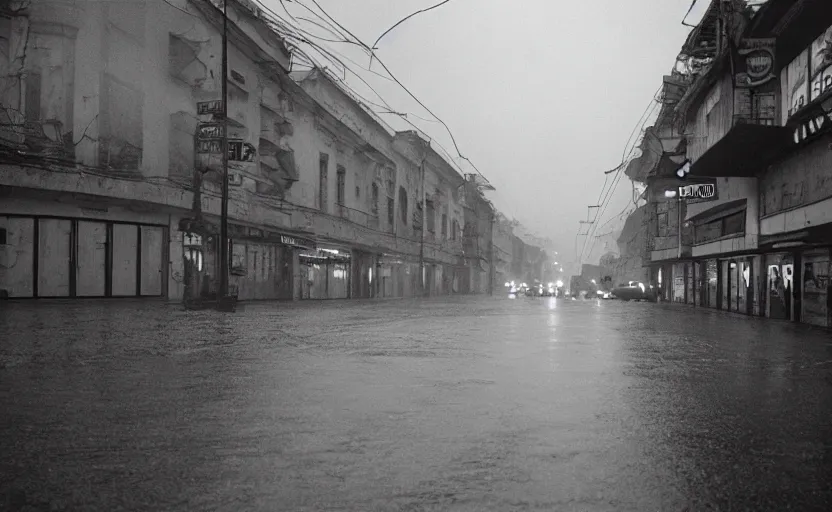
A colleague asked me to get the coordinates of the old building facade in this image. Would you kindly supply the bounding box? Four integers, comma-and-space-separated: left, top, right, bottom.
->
635, 0, 832, 326
1, 0, 532, 301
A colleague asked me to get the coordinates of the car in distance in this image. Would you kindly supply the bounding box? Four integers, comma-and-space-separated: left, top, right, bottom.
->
610, 281, 658, 302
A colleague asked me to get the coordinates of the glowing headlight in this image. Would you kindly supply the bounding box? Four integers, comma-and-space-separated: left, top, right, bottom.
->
596, 290, 604, 295
638, 283, 646, 293
556, 280, 564, 288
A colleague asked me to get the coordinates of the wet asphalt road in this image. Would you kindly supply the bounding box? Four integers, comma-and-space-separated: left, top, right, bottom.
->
2, 296, 832, 511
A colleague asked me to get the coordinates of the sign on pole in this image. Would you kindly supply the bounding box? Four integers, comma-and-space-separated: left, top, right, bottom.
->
197, 139, 223, 154
679, 183, 717, 203
197, 122, 225, 140
197, 100, 224, 115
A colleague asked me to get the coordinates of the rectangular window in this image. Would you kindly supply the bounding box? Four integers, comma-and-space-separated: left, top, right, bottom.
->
99, 74, 143, 170
426, 200, 435, 233
695, 220, 722, 244
387, 197, 395, 228
657, 212, 669, 237
319, 154, 328, 213
24, 71, 42, 122
336, 166, 346, 206
723, 211, 745, 236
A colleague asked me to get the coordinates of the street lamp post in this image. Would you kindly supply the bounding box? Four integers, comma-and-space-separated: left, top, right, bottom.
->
217, 0, 235, 312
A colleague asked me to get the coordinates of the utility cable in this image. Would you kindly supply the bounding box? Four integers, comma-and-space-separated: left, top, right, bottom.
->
370, 0, 455, 61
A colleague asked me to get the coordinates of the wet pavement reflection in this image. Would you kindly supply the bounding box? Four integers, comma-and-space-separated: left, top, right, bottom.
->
2, 297, 832, 511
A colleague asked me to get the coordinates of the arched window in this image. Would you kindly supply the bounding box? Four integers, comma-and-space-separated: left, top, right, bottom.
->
398, 187, 408, 225
371, 182, 379, 215
441, 214, 448, 238
451, 219, 459, 240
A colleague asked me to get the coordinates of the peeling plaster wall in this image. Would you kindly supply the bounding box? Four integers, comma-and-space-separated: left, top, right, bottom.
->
760, 134, 832, 218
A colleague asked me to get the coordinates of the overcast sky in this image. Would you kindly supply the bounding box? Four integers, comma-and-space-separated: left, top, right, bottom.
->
269, 0, 708, 266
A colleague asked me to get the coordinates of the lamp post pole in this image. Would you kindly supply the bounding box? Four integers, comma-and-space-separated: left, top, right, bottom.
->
217, 0, 232, 311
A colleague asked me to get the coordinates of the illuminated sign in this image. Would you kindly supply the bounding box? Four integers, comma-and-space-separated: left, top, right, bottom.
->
679, 183, 716, 200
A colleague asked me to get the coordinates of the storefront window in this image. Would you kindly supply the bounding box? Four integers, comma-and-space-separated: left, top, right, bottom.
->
767, 254, 793, 320
721, 260, 730, 310
730, 261, 739, 311
738, 260, 749, 314
673, 263, 685, 303
802, 250, 830, 327
685, 263, 694, 304
706, 259, 718, 308
694, 262, 702, 305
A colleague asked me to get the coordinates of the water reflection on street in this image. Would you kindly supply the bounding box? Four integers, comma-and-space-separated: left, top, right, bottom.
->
2, 297, 832, 511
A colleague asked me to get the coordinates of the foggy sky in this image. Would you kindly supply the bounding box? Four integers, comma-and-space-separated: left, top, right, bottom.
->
271, 0, 707, 265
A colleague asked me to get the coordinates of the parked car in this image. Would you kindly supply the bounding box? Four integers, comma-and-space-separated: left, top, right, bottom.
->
610, 281, 658, 302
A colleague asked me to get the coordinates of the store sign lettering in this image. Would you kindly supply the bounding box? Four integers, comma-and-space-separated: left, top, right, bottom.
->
197, 100, 224, 115
679, 183, 716, 200
281, 235, 297, 246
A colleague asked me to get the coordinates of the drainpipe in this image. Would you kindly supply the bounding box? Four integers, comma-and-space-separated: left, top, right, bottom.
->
419, 155, 426, 296
489, 211, 495, 296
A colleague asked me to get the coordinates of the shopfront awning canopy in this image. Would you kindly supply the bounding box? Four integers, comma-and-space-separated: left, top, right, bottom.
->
689, 124, 791, 178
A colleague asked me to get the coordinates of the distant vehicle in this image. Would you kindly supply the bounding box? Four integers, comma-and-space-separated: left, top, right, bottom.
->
525, 281, 543, 297
610, 281, 658, 302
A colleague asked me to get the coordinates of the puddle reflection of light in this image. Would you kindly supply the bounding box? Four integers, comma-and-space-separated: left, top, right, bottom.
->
508, 293, 517, 299
547, 297, 557, 310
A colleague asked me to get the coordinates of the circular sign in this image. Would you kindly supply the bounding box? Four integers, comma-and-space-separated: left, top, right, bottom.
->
746, 49, 774, 79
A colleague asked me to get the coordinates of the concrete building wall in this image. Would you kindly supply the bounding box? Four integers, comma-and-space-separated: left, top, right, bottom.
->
686, 177, 759, 254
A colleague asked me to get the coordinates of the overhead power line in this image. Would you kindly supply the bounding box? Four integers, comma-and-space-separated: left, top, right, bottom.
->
371, 0, 455, 52
578, 86, 662, 264
291, 0, 492, 185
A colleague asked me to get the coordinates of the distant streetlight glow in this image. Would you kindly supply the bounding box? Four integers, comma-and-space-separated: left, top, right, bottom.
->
591, 279, 596, 284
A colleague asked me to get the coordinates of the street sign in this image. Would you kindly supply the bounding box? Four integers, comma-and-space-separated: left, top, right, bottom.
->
197, 100, 223, 115
197, 139, 223, 154
197, 122, 224, 140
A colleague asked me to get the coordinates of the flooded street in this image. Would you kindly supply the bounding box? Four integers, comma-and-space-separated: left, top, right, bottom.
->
3, 297, 832, 511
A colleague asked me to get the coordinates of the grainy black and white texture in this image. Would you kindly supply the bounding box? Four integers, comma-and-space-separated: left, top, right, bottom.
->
2, 297, 832, 511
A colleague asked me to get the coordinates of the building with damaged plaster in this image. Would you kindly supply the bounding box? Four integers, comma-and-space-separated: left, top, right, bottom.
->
0, 0, 504, 301
634, 0, 832, 327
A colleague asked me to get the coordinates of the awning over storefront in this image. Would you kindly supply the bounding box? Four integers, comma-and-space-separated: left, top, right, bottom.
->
759, 223, 832, 251
689, 124, 791, 177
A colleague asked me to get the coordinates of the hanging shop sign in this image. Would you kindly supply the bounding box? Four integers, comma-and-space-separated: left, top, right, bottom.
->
679, 182, 718, 203
197, 100, 224, 115
735, 38, 776, 88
